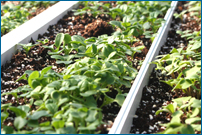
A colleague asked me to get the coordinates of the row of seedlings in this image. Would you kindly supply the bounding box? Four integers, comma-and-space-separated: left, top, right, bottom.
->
130, 1, 201, 134
1, 1, 58, 36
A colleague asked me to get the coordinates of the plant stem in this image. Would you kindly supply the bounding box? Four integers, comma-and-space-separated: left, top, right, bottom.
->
171, 72, 175, 79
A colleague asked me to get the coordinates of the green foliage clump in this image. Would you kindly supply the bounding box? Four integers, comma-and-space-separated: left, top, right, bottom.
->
1, 1, 57, 35
153, 1, 201, 134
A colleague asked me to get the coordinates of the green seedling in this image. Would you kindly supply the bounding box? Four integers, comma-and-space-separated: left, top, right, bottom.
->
37, 39, 49, 44
156, 97, 201, 134
18, 43, 36, 54
153, 2, 201, 134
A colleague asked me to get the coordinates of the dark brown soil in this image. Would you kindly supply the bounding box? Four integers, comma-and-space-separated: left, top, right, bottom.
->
82, 19, 114, 38
130, 1, 201, 134
132, 37, 150, 61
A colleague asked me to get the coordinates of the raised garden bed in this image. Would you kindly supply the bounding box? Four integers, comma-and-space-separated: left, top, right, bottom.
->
1, 1, 58, 36
1, 1, 178, 134
1, 1, 78, 66
109, 1, 178, 133
129, 1, 201, 134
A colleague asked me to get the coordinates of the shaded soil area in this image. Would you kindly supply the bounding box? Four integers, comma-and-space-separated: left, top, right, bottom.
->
130, 1, 201, 134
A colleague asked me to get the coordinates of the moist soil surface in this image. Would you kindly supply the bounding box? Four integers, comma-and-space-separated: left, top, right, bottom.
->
2, 1, 161, 134
130, 1, 201, 134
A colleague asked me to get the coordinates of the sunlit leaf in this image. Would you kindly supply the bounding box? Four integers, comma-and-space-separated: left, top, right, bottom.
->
185, 117, 201, 124
55, 33, 64, 48
14, 116, 27, 130
143, 22, 150, 29
115, 94, 125, 106
52, 120, 65, 129
29, 110, 51, 120
9, 106, 26, 118
80, 90, 97, 97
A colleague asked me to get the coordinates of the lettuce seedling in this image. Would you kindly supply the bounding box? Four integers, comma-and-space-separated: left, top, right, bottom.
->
156, 97, 201, 134
42, 33, 72, 55
152, 28, 201, 97
18, 43, 36, 54
153, 3, 201, 133
37, 39, 49, 44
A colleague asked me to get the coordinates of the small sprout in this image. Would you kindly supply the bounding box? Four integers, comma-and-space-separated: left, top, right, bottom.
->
18, 43, 36, 54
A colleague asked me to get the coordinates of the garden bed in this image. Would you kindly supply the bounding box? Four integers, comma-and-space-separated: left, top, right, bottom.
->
109, 1, 178, 133
1, 1, 78, 66
1, 1, 58, 36
1, 1, 173, 134
130, 1, 201, 134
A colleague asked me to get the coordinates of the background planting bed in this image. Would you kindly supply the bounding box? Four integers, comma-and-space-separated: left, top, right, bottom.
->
1, 1, 58, 37
1, 1, 176, 134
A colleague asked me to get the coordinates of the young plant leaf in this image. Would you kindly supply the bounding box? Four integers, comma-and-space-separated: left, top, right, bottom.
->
41, 66, 52, 76
29, 110, 51, 120
63, 33, 72, 45
143, 22, 151, 29
56, 126, 76, 134
120, 4, 128, 12
80, 90, 97, 97
17, 105, 30, 114
45, 103, 58, 114
28, 71, 39, 88
9, 106, 26, 118
180, 124, 195, 134
185, 117, 201, 124
52, 120, 65, 129
85, 110, 97, 122
55, 33, 64, 48
115, 94, 125, 106
71, 35, 85, 44
39, 121, 50, 127
27, 120, 39, 127
3, 126, 14, 134
1, 112, 9, 124
14, 116, 27, 130
109, 21, 123, 30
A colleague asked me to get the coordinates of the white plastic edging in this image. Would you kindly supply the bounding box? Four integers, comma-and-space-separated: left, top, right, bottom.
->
1, 1, 79, 66
109, 1, 178, 134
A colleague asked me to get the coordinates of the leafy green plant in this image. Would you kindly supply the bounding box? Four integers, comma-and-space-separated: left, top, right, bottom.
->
37, 38, 49, 45
151, 30, 201, 98
174, 1, 201, 19
74, 1, 170, 42
156, 96, 201, 134
152, 2, 201, 134
18, 43, 37, 54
